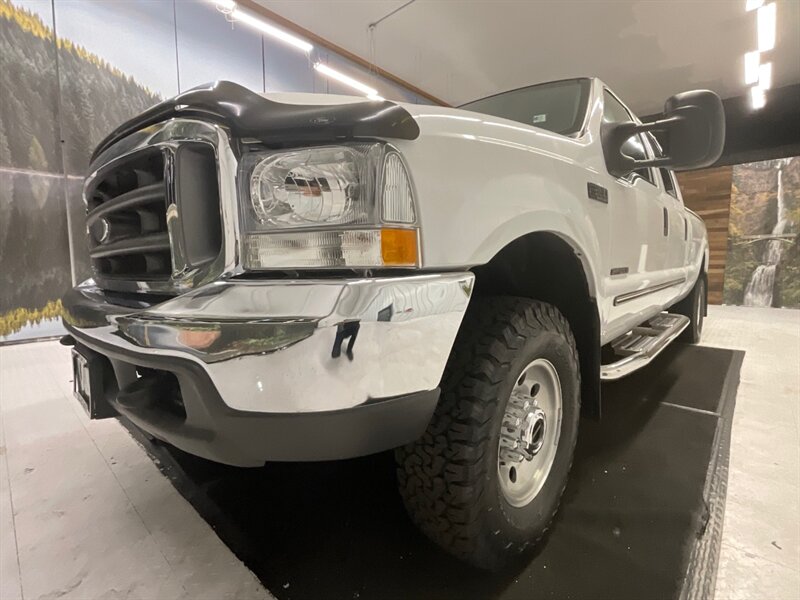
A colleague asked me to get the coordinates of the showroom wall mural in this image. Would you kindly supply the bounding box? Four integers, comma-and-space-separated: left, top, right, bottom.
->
0, 0, 426, 343
723, 156, 800, 308
0, 0, 72, 342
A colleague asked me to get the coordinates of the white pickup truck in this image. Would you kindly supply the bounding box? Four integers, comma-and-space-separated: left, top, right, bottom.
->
63, 77, 724, 569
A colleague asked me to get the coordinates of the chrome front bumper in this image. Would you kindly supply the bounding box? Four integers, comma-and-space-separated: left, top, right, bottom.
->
63, 273, 473, 465
63, 273, 474, 414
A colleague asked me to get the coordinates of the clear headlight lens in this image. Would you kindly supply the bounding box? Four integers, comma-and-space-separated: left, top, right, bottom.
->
248, 146, 375, 229
240, 143, 418, 269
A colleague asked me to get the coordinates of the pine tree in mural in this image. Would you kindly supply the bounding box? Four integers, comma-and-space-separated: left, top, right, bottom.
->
0, 120, 10, 166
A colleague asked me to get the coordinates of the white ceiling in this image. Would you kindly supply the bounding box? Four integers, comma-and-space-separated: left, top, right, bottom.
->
258, 0, 800, 115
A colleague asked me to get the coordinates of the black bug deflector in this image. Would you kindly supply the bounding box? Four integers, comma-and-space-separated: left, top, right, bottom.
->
92, 80, 420, 162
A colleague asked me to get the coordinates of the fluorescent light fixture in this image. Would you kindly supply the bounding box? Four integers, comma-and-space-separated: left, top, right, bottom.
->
744, 50, 761, 83
746, 0, 763, 11
757, 3, 776, 51
750, 85, 766, 109
314, 63, 379, 97
230, 7, 313, 53
212, 0, 236, 10
758, 62, 773, 89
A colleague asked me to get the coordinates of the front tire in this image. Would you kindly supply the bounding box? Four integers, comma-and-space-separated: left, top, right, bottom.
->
395, 296, 580, 570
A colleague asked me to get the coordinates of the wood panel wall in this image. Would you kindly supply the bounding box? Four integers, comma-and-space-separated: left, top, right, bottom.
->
676, 166, 734, 304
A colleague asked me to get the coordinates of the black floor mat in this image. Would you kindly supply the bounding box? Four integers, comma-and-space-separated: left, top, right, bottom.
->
127, 344, 743, 600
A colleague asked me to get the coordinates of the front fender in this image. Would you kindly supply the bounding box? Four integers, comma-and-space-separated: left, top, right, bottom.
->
473, 211, 601, 299
391, 109, 605, 299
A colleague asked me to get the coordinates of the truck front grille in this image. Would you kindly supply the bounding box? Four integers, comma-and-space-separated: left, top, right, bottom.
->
86, 148, 172, 280
84, 139, 222, 288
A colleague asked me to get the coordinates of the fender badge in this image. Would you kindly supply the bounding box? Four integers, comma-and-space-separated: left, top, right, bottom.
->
587, 182, 608, 203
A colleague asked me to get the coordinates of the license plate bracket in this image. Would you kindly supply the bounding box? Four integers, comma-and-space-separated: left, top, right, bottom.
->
72, 347, 116, 419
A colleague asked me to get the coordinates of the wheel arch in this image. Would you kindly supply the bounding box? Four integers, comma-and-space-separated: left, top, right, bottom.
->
470, 231, 602, 419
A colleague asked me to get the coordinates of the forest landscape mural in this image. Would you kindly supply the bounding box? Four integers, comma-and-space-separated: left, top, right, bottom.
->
0, 0, 166, 342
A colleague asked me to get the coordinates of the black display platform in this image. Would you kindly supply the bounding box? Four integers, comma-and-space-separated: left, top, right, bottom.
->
126, 344, 743, 600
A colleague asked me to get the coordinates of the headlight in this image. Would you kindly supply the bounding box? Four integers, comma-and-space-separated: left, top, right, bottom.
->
239, 143, 418, 269
249, 146, 372, 228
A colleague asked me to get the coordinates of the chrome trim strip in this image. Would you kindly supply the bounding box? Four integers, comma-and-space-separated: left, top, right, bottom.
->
114, 316, 318, 364
84, 119, 241, 295
613, 276, 686, 306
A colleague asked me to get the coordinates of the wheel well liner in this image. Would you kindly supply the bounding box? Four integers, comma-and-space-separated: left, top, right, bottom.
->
470, 232, 601, 419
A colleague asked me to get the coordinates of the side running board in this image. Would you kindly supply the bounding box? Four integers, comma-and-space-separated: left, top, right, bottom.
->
600, 313, 690, 380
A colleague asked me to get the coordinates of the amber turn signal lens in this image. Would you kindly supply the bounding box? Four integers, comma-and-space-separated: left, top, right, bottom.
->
381, 228, 418, 266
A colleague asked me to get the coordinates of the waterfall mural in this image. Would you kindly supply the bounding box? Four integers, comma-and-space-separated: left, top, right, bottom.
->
723, 157, 800, 308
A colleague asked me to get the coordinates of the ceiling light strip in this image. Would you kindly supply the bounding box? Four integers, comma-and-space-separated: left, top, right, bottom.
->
210, 0, 381, 100
744, 50, 761, 84
750, 86, 766, 109
744, 1, 777, 110
211, 0, 313, 53
314, 62, 380, 97
757, 2, 776, 51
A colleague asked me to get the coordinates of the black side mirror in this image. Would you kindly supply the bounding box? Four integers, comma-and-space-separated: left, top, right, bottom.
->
602, 90, 725, 178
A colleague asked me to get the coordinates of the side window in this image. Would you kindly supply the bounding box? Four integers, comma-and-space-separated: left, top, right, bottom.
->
659, 169, 678, 198
645, 132, 679, 199
602, 90, 654, 184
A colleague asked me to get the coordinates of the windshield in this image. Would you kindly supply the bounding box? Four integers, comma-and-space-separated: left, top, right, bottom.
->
459, 78, 591, 136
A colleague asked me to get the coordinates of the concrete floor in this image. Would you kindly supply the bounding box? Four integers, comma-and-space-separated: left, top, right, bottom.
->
0, 305, 797, 599
700, 306, 800, 600
0, 341, 272, 600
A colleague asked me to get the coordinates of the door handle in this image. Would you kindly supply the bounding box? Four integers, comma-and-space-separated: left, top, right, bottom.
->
663, 207, 669, 236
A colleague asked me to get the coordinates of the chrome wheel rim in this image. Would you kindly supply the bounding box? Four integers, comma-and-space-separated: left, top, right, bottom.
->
498, 358, 563, 508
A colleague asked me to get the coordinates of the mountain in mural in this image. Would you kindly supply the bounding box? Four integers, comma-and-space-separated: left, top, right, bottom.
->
723, 157, 800, 308
0, 0, 162, 339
